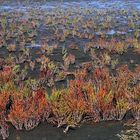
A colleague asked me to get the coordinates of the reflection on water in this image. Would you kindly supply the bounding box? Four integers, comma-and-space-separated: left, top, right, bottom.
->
8, 121, 123, 140
7, 121, 139, 140
16, 135, 21, 140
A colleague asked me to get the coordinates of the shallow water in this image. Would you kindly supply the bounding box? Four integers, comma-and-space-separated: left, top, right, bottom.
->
6, 121, 124, 140
0, 0, 140, 12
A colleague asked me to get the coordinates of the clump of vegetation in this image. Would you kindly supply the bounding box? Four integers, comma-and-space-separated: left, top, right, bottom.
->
117, 121, 140, 140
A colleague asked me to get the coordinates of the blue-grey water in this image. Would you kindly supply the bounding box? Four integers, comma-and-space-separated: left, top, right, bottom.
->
0, 0, 140, 11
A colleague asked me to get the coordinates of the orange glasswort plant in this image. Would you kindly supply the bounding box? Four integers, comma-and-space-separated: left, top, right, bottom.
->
8, 89, 50, 131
